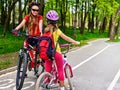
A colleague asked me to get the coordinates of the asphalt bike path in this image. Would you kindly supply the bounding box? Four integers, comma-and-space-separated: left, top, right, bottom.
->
0, 38, 120, 90
67, 38, 120, 90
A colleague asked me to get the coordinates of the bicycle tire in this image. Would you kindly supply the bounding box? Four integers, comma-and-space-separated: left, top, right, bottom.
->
16, 52, 28, 90
64, 64, 73, 90
35, 72, 52, 90
33, 52, 44, 77
34, 52, 38, 74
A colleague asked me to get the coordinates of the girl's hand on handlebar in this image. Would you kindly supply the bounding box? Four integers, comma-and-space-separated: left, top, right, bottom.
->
12, 29, 19, 36
73, 41, 80, 45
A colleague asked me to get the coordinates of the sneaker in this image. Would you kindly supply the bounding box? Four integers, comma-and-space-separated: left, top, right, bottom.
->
60, 87, 65, 90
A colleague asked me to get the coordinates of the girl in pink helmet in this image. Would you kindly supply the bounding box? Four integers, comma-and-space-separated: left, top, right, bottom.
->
44, 10, 80, 90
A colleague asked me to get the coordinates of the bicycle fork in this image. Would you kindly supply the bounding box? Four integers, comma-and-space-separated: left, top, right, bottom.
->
63, 58, 73, 78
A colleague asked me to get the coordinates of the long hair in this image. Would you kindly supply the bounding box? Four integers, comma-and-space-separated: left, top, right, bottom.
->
25, 12, 39, 35
44, 23, 58, 34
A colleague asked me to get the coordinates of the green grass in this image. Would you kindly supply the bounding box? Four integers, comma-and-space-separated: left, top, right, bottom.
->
0, 60, 11, 70
60, 28, 108, 46
0, 26, 24, 54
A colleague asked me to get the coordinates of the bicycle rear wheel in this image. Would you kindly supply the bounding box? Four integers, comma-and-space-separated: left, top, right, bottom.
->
64, 64, 73, 90
35, 72, 54, 90
16, 51, 28, 90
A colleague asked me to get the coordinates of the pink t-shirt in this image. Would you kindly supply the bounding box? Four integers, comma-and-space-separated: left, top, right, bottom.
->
24, 15, 42, 36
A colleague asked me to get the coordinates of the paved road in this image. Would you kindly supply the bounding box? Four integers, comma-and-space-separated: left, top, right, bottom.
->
0, 38, 120, 90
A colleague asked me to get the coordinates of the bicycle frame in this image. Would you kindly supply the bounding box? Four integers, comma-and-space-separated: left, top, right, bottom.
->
49, 57, 73, 85
19, 33, 40, 68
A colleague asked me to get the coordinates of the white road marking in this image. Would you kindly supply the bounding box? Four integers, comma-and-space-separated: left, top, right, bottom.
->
107, 69, 120, 90
13, 82, 35, 90
0, 71, 16, 78
0, 79, 14, 87
72, 44, 110, 70
0, 83, 15, 89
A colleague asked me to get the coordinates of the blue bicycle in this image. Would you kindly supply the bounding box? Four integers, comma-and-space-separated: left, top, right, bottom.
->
14, 33, 44, 90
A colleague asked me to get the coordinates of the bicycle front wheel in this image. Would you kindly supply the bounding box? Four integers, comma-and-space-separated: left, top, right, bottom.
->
64, 64, 73, 90
16, 52, 28, 90
35, 72, 52, 90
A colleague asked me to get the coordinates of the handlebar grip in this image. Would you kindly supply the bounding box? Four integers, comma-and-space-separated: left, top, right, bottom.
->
60, 44, 70, 48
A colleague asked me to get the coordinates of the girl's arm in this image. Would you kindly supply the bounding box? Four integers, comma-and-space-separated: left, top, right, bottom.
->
60, 32, 80, 45
15, 19, 26, 30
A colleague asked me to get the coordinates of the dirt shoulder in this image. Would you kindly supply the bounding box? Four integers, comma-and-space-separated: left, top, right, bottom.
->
0, 52, 19, 71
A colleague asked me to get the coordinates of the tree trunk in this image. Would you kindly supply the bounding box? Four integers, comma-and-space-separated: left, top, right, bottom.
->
12, 5, 15, 28
89, 0, 96, 33
0, 0, 6, 25
116, 18, 120, 39
80, 1, 87, 35
95, 15, 100, 30
99, 16, 107, 34
109, 5, 120, 40
39, 0, 45, 16
19, 0, 22, 24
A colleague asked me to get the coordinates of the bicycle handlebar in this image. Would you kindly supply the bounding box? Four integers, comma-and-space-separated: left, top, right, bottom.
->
60, 43, 71, 55
60, 44, 70, 48
17, 32, 40, 40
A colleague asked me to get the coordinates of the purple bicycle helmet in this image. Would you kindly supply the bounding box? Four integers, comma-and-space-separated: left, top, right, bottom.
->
46, 10, 59, 21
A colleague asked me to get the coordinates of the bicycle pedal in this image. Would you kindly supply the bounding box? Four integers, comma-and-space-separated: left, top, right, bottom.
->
25, 73, 28, 77
37, 59, 42, 64
35, 73, 40, 77
42, 83, 48, 88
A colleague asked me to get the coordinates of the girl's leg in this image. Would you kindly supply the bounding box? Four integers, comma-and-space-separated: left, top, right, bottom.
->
44, 59, 52, 83
44, 59, 52, 73
24, 40, 28, 49
54, 52, 64, 88
24, 40, 34, 68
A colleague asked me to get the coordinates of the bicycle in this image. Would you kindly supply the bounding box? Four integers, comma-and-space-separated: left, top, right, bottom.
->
15, 33, 44, 90
35, 44, 74, 90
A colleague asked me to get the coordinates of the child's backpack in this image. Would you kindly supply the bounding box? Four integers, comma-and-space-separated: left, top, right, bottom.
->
39, 32, 56, 60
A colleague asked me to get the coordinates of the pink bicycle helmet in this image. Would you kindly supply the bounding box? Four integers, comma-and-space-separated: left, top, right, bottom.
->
46, 10, 59, 21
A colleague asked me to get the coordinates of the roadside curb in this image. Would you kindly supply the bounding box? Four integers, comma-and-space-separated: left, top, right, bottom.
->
0, 66, 17, 75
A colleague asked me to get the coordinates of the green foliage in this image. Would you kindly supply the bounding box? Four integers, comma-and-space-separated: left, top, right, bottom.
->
95, 0, 119, 21
59, 28, 108, 45
115, 0, 120, 4
0, 25, 108, 55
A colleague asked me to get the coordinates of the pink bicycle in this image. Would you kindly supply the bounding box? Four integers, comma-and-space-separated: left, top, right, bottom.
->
35, 44, 73, 90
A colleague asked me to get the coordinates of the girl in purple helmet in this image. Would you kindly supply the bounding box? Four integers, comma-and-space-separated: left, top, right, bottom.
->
44, 10, 80, 90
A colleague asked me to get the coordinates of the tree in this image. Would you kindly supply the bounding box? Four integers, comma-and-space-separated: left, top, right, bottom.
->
2, 0, 19, 37
109, 4, 120, 40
